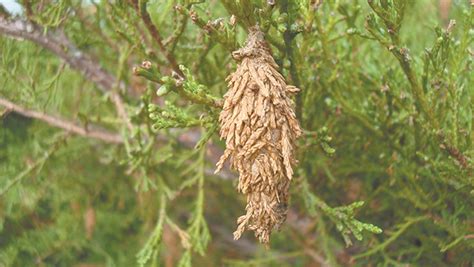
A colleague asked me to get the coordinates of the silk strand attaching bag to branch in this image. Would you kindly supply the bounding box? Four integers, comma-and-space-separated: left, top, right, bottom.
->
215, 25, 302, 245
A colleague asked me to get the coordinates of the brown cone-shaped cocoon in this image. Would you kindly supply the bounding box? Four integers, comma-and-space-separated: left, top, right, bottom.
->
215, 26, 302, 245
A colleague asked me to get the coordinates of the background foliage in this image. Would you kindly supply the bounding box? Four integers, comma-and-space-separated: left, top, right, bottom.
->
0, 0, 472, 266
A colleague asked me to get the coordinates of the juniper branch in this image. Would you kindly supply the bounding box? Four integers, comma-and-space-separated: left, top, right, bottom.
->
365, 2, 471, 169
0, 97, 123, 144
179, 5, 238, 52
133, 63, 223, 108
133, 0, 183, 76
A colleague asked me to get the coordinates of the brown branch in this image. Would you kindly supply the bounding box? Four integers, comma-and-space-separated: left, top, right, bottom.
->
133, 0, 183, 76
20, 0, 34, 20
0, 17, 133, 132
0, 97, 123, 144
0, 18, 113, 91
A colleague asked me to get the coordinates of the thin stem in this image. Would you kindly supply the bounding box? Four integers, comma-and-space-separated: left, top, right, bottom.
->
280, 0, 303, 121
0, 134, 65, 196
135, 0, 183, 76
354, 216, 428, 259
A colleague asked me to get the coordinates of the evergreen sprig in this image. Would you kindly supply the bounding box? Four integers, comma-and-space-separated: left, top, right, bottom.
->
300, 174, 382, 247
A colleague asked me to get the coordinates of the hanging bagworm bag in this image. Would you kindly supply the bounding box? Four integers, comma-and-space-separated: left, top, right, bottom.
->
215, 25, 302, 245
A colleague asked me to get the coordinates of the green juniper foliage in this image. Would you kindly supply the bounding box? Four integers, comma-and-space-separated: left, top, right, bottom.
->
0, 0, 472, 266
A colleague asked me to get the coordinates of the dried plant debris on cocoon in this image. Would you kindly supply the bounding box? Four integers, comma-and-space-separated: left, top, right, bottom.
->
215, 26, 302, 245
